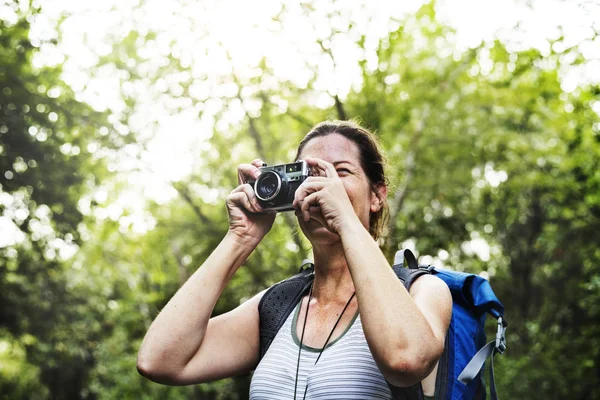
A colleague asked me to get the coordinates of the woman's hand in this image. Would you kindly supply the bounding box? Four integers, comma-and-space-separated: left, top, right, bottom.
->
226, 159, 276, 247
292, 157, 361, 235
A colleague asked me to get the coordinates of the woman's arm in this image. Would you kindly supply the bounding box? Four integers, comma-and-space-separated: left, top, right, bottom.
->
136, 233, 264, 384
293, 157, 452, 387
339, 222, 452, 387
137, 159, 275, 384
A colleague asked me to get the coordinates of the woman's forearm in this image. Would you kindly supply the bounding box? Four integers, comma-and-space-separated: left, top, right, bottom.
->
137, 231, 257, 378
338, 219, 447, 386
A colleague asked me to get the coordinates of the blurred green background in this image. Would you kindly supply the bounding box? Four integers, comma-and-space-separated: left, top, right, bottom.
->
1, 0, 600, 398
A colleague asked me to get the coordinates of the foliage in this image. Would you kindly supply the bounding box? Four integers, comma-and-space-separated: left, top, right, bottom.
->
1, 0, 599, 399
0, 5, 129, 399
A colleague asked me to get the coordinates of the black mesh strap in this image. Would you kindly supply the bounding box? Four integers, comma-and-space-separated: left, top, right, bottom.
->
389, 384, 424, 400
258, 266, 314, 360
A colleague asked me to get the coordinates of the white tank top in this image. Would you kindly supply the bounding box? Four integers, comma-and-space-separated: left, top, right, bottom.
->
250, 302, 393, 399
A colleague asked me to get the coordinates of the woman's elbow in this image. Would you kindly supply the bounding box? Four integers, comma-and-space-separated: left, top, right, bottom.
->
136, 352, 178, 384
137, 358, 153, 378
136, 354, 161, 381
384, 344, 445, 387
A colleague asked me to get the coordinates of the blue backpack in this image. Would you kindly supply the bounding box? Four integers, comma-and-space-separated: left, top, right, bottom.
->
393, 249, 507, 400
257, 250, 507, 400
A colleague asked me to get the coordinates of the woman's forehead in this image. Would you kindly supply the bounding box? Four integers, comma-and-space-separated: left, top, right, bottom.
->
298, 133, 361, 163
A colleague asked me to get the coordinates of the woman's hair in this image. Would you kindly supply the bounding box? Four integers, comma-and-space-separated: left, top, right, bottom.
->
295, 120, 389, 240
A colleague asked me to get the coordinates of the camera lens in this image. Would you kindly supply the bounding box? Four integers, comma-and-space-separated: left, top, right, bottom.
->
255, 171, 281, 201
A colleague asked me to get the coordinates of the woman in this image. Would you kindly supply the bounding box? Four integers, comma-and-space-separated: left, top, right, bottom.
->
137, 120, 452, 399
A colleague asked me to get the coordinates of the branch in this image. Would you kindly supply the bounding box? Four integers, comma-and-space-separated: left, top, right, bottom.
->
390, 148, 416, 220
334, 94, 347, 120
383, 106, 427, 258
228, 63, 266, 159
172, 182, 211, 226
246, 115, 265, 158
169, 240, 189, 286
244, 247, 271, 289
283, 212, 307, 255
317, 39, 347, 120
132, 142, 210, 227
285, 110, 315, 129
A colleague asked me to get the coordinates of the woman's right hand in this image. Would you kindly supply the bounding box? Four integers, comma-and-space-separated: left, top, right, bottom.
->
226, 159, 276, 247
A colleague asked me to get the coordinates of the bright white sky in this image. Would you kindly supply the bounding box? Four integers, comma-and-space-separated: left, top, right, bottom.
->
1, 0, 599, 262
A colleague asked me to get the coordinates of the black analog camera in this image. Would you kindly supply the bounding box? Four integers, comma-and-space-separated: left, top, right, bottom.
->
247, 160, 310, 212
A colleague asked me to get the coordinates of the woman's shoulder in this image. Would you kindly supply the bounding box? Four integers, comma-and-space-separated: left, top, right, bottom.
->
408, 273, 453, 314
409, 272, 449, 294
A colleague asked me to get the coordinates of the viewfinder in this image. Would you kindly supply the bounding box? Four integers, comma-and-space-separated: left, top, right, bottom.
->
286, 163, 301, 173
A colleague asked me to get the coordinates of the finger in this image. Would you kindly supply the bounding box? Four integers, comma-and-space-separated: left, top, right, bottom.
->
251, 159, 265, 168
308, 205, 326, 225
293, 178, 327, 208
238, 163, 262, 185
304, 157, 338, 178
301, 192, 320, 221
227, 192, 255, 215
230, 184, 262, 213
294, 203, 323, 225
302, 176, 329, 184
293, 177, 331, 207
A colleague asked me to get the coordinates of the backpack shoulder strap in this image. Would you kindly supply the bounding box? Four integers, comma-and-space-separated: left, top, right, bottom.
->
391, 248, 431, 291
258, 263, 314, 360
392, 264, 431, 291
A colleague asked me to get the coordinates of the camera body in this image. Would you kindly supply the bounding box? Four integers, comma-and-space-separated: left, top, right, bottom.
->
248, 160, 310, 212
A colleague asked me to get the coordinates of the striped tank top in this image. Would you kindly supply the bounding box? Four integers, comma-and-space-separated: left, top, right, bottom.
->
250, 301, 393, 399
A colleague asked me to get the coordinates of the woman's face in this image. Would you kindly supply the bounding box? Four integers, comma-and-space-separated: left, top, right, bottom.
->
296, 133, 381, 244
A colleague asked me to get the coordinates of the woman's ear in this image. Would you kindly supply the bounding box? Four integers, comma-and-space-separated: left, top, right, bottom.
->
370, 183, 387, 213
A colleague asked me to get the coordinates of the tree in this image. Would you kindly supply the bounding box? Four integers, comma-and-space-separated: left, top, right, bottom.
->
3, 0, 599, 398
0, 6, 129, 398
80, 1, 600, 398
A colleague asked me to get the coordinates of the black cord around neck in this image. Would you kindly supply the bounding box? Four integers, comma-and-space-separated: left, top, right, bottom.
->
293, 285, 356, 400
293, 284, 313, 400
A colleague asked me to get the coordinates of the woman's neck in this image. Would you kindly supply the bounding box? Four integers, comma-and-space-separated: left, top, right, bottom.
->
311, 242, 355, 304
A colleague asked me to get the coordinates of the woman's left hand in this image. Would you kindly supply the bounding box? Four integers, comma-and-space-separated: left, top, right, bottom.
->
292, 157, 360, 235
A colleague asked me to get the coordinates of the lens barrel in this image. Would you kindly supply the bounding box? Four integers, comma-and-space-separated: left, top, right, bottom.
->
254, 171, 282, 201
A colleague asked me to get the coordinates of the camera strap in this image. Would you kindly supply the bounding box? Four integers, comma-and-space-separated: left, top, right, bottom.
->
293, 283, 356, 400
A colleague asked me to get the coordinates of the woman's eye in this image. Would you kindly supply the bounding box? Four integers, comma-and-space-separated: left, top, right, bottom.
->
337, 168, 350, 175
